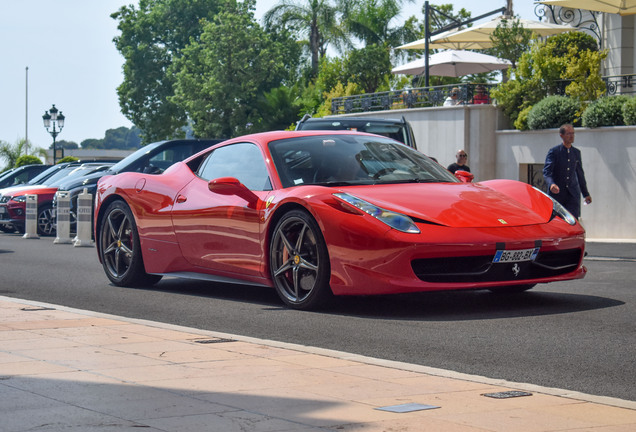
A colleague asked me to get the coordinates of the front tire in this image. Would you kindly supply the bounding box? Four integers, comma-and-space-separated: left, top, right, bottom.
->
98, 200, 162, 287
269, 209, 332, 310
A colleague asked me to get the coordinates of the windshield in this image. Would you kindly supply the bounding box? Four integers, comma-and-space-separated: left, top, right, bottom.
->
107, 141, 163, 173
28, 164, 66, 185
269, 134, 457, 188
47, 164, 112, 187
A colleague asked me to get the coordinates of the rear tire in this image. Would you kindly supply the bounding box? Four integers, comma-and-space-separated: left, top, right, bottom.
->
98, 200, 162, 287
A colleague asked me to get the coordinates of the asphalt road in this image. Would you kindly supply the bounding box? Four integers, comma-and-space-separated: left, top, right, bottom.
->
1, 233, 634, 402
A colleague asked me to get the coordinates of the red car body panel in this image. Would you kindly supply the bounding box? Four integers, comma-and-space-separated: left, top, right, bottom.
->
4, 186, 57, 224
95, 131, 586, 297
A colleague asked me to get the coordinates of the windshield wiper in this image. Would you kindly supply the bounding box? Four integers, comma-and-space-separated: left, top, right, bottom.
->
311, 181, 362, 187
373, 178, 444, 185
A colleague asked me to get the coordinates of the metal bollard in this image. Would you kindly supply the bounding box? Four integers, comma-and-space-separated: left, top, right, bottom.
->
22, 194, 40, 239
54, 191, 72, 244
74, 188, 94, 247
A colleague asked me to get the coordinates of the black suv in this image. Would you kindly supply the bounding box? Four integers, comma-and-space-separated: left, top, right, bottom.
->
53, 138, 223, 235
295, 115, 417, 149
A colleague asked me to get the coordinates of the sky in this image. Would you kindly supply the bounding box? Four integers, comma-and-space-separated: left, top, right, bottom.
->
0, 1, 539, 151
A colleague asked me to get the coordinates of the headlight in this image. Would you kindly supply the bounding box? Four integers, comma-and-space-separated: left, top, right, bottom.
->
533, 187, 577, 226
333, 192, 420, 233
11, 195, 27, 203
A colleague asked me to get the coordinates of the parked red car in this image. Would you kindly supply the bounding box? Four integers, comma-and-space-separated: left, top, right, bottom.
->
95, 131, 586, 310
1, 163, 112, 235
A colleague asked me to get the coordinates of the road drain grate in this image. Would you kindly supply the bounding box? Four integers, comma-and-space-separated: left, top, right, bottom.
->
482, 391, 533, 399
192, 338, 237, 344
21, 307, 56, 312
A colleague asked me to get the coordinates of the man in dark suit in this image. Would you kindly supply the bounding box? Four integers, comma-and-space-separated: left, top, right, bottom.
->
543, 124, 592, 218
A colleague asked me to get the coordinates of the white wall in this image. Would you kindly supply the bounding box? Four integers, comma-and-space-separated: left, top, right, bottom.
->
331, 108, 636, 241
496, 127, 636, 241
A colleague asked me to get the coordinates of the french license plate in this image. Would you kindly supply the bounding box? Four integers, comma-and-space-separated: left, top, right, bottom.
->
0, 206, 6, 217
493, 247, 540, 263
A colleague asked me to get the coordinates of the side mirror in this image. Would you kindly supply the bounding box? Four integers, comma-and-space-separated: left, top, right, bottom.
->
208, 177, 259, 207
454, 170, 474, 183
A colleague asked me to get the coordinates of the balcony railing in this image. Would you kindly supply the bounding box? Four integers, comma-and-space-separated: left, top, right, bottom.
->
604, 74, 636, 95
331, 83, 496, 115
330, 75, 636, 115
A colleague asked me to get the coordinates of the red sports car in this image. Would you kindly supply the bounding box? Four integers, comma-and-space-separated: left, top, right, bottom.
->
95, 131, 586, 310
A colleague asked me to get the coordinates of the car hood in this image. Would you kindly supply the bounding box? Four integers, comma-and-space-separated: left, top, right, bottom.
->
7, 185, 57, 197
338, 182, 552, 228
57, 171, 105, 191
0, 184, 49, 197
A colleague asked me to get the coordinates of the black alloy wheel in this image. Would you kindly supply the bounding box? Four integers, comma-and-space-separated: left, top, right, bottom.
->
269, 209, 332, 310
37, 204, 56, 236
98, 200, 162, 287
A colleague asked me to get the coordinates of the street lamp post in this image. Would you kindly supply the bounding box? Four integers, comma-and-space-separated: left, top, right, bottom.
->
42, 104, 65, 164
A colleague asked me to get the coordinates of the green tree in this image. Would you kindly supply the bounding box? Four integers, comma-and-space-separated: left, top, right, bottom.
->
103, 126, 142, 149
0, 139, 47, 170
345, 44, 392, 93
488, 17, 534, 70
257, 85, 303, 131
339, 0, 416, 48
50, 140, 79, 150
315, 56, 349, 96
0, 139, 26, 168
171, 0, 287, 138
111, 0, 224, 142
80, 138, 104, 149
80, 126, 142, 150
264, 0, 344, 77
491, 32, 606, 127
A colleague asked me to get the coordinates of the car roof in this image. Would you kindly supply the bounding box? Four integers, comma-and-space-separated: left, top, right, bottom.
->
107, 138, 223, 174
297, 117, 406, 127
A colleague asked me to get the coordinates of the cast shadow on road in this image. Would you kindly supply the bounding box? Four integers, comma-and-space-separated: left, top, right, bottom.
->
141, 278, 624, 322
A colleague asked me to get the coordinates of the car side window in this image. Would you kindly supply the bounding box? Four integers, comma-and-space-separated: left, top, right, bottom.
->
143, 143, 197, 174
198, 142, 272, 191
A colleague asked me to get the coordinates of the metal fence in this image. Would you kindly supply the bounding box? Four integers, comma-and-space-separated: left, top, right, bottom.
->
330, 75, 636, 115
604, 75, 636, 95
331, 83, 497, 115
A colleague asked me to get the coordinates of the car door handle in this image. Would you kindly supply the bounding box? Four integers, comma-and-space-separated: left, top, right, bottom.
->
176, 195, 187, 203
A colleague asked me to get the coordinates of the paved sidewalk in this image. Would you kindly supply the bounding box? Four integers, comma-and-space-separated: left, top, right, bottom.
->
1, 296, 635, 432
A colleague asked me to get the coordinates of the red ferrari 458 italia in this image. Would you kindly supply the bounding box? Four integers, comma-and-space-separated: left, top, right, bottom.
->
95, 130, 586, 310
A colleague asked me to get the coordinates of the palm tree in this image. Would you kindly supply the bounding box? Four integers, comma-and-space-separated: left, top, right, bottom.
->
0, 139, 47, 170
0, 139, 27, 169
338, 0, 416, 48
264, 0, 346, 77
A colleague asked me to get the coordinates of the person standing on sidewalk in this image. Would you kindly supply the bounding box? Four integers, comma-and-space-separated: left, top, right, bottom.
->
543, 124, 592, 218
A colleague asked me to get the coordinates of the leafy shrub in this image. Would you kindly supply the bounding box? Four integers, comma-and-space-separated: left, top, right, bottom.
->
15, 155, 43, 167
527, 95, 580, 130
622, 96, 636, 125
514, 106, 533, 130
582, 95, 629, 128
56, 156, 79, 164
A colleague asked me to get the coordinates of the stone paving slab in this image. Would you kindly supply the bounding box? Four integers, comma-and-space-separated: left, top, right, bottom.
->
1, 296, 634, 432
